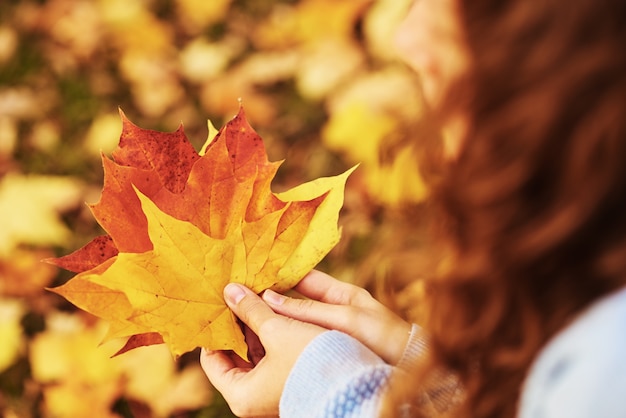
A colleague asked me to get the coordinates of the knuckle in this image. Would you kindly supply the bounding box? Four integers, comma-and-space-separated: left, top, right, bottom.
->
343, 305, 362, 327
235, 297, 267, 329
291, 297, 316, 314
258, 316, 282, 336
342, 285, 372, 305
237, 295, 261, 317
258, 317, 294, 347
354, 286, 373, 300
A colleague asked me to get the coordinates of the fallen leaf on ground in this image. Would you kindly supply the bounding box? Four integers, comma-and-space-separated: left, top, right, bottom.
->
0, 174, 83, 256
29, 314, 122, 418
0, 298, 24, 373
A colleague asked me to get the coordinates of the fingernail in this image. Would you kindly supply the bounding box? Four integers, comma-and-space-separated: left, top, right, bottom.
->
263, 289, 285, 305
224, 283, 246, 305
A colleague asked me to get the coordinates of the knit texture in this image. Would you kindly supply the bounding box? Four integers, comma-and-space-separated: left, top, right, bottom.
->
397, 323, 428, 371
324, 367, 389, 417
280, 331, 392, 417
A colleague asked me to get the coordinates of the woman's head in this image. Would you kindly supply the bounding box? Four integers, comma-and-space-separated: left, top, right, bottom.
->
441, 0, 626, 298
395, 0, 471, 158
391, 1, 626, 417
394, 0, 469, 111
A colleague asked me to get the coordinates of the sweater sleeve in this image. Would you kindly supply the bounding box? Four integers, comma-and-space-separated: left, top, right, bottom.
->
397, 324, 463, 413
279, 330, 392, 418
397, 323, 429, 371
280, 324, 453, 418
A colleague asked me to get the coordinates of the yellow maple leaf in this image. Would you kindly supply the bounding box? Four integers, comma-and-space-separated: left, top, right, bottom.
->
50, 107, 355, 359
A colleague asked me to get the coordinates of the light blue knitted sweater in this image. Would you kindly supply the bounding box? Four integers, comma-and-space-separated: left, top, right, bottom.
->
280, 286, 626, 417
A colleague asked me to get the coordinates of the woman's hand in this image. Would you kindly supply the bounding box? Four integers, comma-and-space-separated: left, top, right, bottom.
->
202, 271, 412, 416
262, 270, 412, 365
201, 283, 325, 418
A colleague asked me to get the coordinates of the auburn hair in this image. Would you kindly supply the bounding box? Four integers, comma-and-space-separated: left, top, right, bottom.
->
387, 1, 626, 417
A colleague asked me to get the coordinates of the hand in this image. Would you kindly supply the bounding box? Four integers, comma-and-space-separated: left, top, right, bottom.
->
201, 283, 326, 418
262, 270, 412, 365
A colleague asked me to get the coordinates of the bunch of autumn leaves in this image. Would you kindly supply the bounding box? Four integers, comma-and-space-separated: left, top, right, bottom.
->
49, 107, 354, 360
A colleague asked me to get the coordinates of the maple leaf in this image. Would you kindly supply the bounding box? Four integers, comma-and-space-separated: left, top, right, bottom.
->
49, 107, 355, 359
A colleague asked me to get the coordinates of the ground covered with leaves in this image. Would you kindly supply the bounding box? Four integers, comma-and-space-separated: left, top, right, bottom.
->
0, 0, 437, 416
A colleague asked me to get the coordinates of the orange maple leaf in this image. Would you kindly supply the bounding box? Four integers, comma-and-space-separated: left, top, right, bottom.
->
49, 107, 355, 359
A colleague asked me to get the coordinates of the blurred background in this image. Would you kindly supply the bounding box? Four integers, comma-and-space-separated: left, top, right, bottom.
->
0, 0, 439, 416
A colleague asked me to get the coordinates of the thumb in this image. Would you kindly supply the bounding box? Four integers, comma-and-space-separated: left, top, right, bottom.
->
224, 283, 276, 336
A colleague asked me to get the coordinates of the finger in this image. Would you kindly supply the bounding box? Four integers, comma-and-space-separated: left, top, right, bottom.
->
263, 288, 411, 364
201, 349, 268, 417
294, 270, 375, 307
263, 288, 358, 330
200, 348, 250, 395
224, 283, 277, 337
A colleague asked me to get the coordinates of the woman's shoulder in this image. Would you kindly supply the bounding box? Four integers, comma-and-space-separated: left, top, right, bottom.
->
518, 286, 626, 418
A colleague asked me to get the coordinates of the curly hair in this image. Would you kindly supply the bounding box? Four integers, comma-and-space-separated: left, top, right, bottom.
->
387, 1, 626, 417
